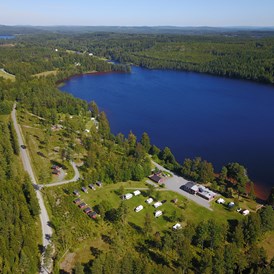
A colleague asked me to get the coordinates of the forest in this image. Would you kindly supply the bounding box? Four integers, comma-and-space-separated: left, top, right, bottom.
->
0, 118, 40, 273
0, 30, 273, 273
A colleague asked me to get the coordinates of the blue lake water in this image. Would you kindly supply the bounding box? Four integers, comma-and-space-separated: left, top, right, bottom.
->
61, 67, 274, 194
0, 35, 15, 39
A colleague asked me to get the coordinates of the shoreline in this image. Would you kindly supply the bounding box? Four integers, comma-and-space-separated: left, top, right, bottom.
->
56, 70, 128, 86
251, 182, 270, 201
58, 68, 272, 202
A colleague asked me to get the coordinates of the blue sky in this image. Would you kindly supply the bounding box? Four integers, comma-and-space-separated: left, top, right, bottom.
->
0, 0, 273, 26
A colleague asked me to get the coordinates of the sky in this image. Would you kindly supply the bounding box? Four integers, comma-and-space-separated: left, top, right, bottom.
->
0, 0, 273, 27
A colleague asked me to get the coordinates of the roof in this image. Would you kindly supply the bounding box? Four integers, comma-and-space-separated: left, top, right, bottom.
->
149, 174, 163, 183
154, 202, 162, 208
183, 181, 196, 189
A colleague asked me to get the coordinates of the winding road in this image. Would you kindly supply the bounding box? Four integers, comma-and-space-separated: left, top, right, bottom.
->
12, 104, 80, 273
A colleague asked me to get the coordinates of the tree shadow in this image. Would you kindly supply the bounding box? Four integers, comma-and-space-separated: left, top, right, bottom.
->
37, 151, 47, 158
90, 247, 102, 258
101, 234, 112, 244
128, 222, 143, 234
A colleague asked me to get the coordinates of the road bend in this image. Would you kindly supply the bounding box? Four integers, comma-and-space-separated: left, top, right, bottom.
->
12, 104, 53, 274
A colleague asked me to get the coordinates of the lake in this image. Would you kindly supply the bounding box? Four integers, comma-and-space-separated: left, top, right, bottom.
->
60, 66, 274, 198
0, 35, 15, 39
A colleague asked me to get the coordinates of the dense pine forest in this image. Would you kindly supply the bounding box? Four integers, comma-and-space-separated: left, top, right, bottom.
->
0, 28, 274, 273
0, 119, 40, 272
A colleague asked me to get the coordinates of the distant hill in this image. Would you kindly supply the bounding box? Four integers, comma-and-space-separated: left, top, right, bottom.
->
0, 25, 274, 36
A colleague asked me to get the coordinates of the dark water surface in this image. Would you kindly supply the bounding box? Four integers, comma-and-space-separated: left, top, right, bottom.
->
61, 67, 274, 195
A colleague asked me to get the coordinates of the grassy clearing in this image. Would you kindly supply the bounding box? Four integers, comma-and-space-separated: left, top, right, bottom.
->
0, 68, 15, 81
19, 109, 75, 184
44, 179, 257, 272
33, 70, 58, 77
258, 231, 274, 262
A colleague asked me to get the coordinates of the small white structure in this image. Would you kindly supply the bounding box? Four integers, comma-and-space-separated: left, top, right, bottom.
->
154, 210, 162, 218
172, 223, 182, 230
85, 129, 90, 133
55, 48, 58, 52
216, 198, 225, 204
146, 198, 153, 204
228, 202, 235, 208
133, 190, 141, 196
135, 205, 143, 212
153, 202, 163, 208
123, 193, 133, 200
242, 209, 250, 216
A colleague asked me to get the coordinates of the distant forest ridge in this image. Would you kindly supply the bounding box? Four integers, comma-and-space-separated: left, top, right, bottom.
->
1, 25, 274, 36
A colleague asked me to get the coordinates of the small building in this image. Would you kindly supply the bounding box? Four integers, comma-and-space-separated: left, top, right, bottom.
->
84, 207, 92, 214
88, 211, 97, 219
96, 181, 102, 187
146, 197, 153, 204
135, 205, 143, 212
242, 209, 250, 216
133, 190, 141, 196
172, 223, 182, 230
153, 202, 162, 208
228, 202, 235, 208
73, 190, 80, 196
149, 173, 165, 184
73, 198, 81, 204
182, 182, 216, 201
52, 169, 60, 175
181, 182, 199, 194
85, 129, 90, 133
216, 198, 225, 204
197, 186, 216, 201
52, 165, 61, 170
154, 210, 162, 218
81, 187, 88, 193
79, 202, 87, 209
88, 184, 96, 190
123, 193, 133, 200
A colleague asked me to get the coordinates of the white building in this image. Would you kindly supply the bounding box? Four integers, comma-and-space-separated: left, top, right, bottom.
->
216, 198, 225, 204
123, 193, 133, 200
242, 209, 250, 216
133, 190, 141, 196
135, 205, 143, 212
146, 198, 153, 204
153, 202, 162, 208
154, 210, 162, 218
172, 223, 182, 230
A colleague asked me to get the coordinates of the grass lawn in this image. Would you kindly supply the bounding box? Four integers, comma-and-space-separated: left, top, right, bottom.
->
258, 231, 274, 262
44, 179, 265, 272
33, 70, 58, 77
19, 109, 75, 184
